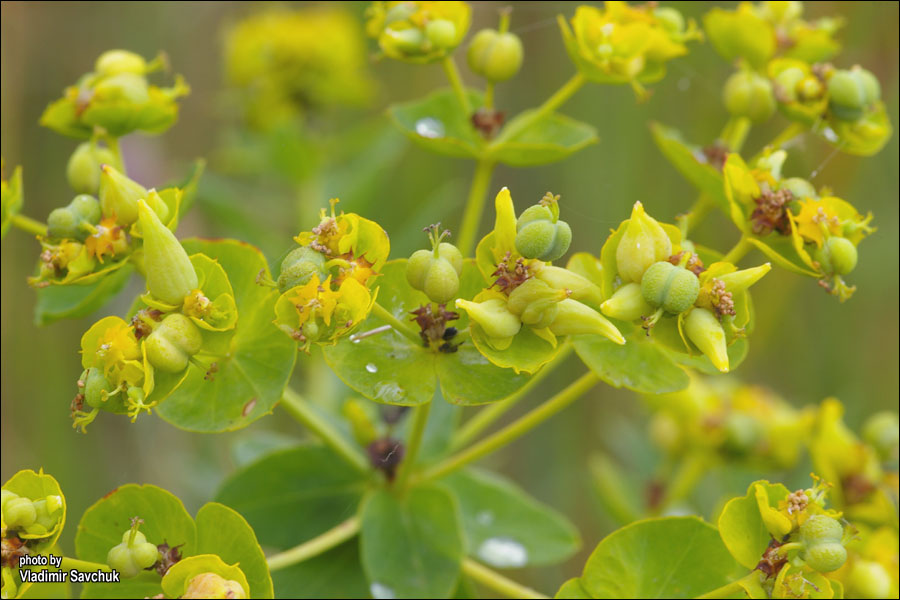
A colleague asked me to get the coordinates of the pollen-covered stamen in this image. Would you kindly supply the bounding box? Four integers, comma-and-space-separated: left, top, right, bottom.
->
750, 184, 793, 236
491, 251, 532, 294
785, 490, 808, 515
709, 278, 736, 317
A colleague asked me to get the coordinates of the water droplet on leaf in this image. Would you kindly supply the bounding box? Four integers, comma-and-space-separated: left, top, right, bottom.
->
477, 537, 528, 568
415, 117, 445, 139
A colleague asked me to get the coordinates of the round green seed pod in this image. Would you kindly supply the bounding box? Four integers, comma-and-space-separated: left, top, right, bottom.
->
95, 50, 147, 77
437, 242, 463, 274
70, 194, 102, 223
406, 249, 433, 290
426, 19, 457, 49
3, 496, 37, 529
641, 261, 700, 314
800, 514, 843, 545
130, 541, 160, 568
423, 257, 460, 303
278, 247, 328, 293
145, 313, 203, 373
723, 71, 776, 123
93, 73, 150, 104
824, 237, 857, 275
515, 205, 571, 262
780, 177, 817, 202
828, 67, 881, 121
802, 542, 847, 573
67, 142, 118, 194
83, 367, 114, 409
653, 7, 685, 34
774, 66, 805, 103
47, 207, 79, 240
467, 28, 523, 82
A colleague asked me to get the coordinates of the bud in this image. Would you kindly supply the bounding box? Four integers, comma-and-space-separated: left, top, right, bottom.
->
182, 573, 247, 600
145, 313, 203, 373
278, 247, 328, 293
828, 66, 881, 121
507, 278, 567, 328
548, 299, 625, 345
684, 308, 729, 373
467, 29, 524, 82
515, 204, 571, 262
615, 202, 672, 283
533, 265, 603, 306
717, 263, 771, 292
138, 199, 198, 305
601, 282, 654, 321
100, 165, 148, 225
95, 50, 148, 77
641, 261, 700, 314
67, 142, 118, 195
92, 72, 151, 104
723, 71, 776, 123
814, 237, 857, 275
455, 298, 521, 341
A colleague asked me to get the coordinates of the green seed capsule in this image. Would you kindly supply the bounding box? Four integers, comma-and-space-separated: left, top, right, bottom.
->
100, 165, 148, 225
95, 50, 147, 77
641, 261, 700, 314
800, 514, 843, 545
423, 257, 460, 303
600, 282, 654, 321
425, 19, 457, 49
183, 573, 247, 600
803, 542, 847, 573
107, 529, 159, 578
515, 204, 572, 262
406, 235, 463, 304
467, 29, 524, 82
1, 490, 17, 512
828, 67, 881, 121
83, 367, 114, 409
67, 142, 118, 195
815, 237, 857, 275
145, 313, 203, 373
3, 496, 37, 529
723, 71, 776, 123
616, 202, 672, 283
47, 194, 102, 241
684, 308, 729, 373
774, 66, 806, 103
93, 72, 150, 104
138, 199, 198, 305
278, 247, 328, 293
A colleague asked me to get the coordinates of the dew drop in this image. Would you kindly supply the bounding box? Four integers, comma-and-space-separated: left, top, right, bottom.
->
370, 583, 396, 599
415, 117, 445, 139
477, 537, 528, 568
822, 127, 838, 142
366, 363, 378, 374
475, 510, 494, 526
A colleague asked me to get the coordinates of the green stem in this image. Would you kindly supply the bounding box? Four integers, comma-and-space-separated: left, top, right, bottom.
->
696, 572, 758, 599
280, 387, 369, 473
752, 122, 805, 162
655, 452, 708, 514
680, 195, 715, 236
104, 136, 124, 173
451, 344, 573, 450
484, 82, 495, 110
722, 234, 753, 265
720, 116, 751, 152
395, 401, 432, 491
10, 214, 48, 237
462, 558, 549, 599
60, 557, 112, 572
492, 72, 585, 146
266, 516, 361, 571
456, 159, 496, 257
371, 301, 422, 345
443, 56, 471, 116
421, 372, 599, 482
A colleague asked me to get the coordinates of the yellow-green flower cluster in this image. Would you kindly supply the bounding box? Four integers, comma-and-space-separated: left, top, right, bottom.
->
723, 150, 874, 301
366, 1, 471, 64
558, 2, 700, 93
274, 200, 389, 351
225, 8, 375, 130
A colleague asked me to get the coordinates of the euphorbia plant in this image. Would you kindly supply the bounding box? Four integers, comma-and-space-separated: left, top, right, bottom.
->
1, 2, 897, 599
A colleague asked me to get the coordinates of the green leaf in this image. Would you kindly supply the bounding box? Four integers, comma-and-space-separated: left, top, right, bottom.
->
18, 579, 70, 599
214, 444, 368, 550
2, 470, 66, 552
271, 541, 370, 599
34, 264, 134, 326
388, 89, 484, 159
443, 468, 580, 568
573, 329, 690, 394
323, 260, 530, 406
360, 484, 464, 599
153, 239, 297, 432
195, 503, 273, 599
574, 516, 745, 598
650, 122, 728, 212
469, 322, 560, 375
718, 481, 791, 569
76, 484, 197, 599
556, 578, 592, 599
488, 112, 598, 167
160, 554, 249, 599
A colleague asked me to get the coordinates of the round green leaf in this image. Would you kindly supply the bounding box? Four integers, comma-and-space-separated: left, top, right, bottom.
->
718, 480, 792, 569
650, 122, 728, 212
577, 516, 745, 598
388, 89, 484, 159
195, 503, 273, 599
33, 263, 134, 326
215, 444, 368, 550
443, 468, 580, 568
160, 554, 249, 599
271, 541, 370, 599
556, 578, 592, 599
153, 238, 297, 432
360, 484, 464, 599
488, 111, 598, 167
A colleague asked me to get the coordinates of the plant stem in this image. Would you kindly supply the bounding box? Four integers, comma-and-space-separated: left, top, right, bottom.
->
462, 558, 549, 599
10, 214, 48, 237
456, 159, 497, 257
450, 344, 573, 450
696, 572, 757, 599
720, 116, 751, 152
442, 56, 471, 116
484, 82, 495, 110
60, 557, 112, 572
751, 122, 806, 163
722, 234, 753, 265
655, 452, 708, 514
421, 372, 599, 482
492, 72, 585, 146
105, 136, 124, 173
280, 387, 369, 473
371, 301, 422, 345
267, 516, 361, 571
395, 401, 432, 491
681, 195, 715, 236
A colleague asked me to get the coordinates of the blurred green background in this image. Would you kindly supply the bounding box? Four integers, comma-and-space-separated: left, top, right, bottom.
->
2, 1, 897, 595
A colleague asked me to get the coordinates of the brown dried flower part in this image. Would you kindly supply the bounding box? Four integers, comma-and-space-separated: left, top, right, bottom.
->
410, 303, 460, 353
701, 143, 729, 171
155, 542, 183, 577
709, 278, 736, 317
471, 108, 505, 139
756, 537, 788, 579
750, 185, 793, 236
131, 309, 163, 340
491, 252, 532, 294
785, 490, 809, 515
367, 438, 405, 481
309, 218, 339, 255
842, 473, 876, 505
1, 535, 28, 568
667, 252, 706, 276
